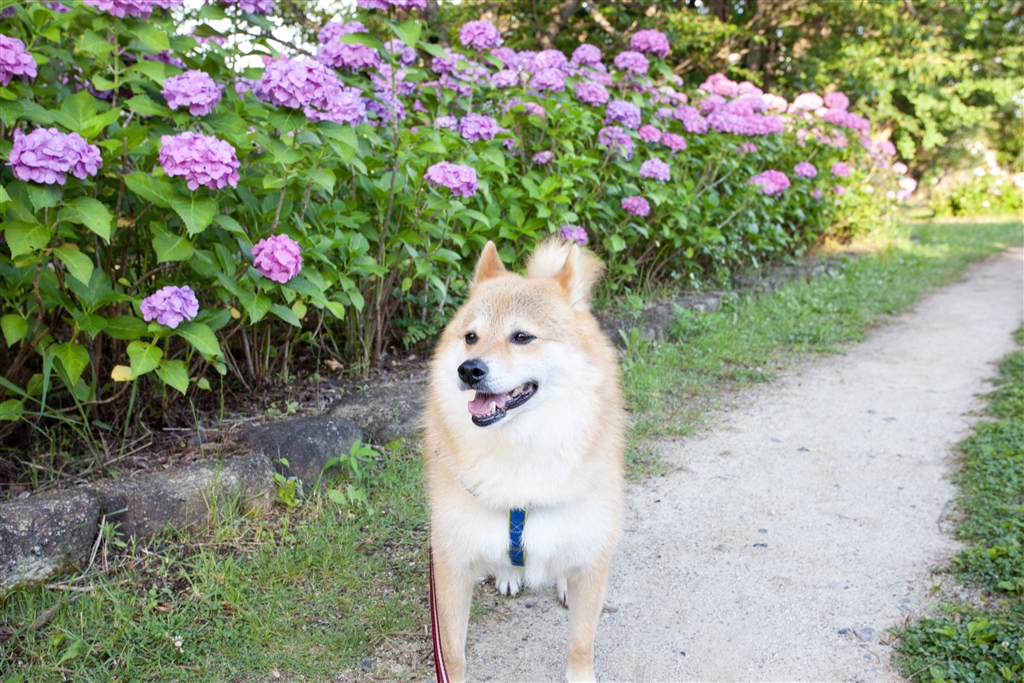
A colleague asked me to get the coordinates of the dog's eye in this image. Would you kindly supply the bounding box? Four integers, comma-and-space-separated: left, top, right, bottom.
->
465, 332, 478, 345
511, 332, 535, 345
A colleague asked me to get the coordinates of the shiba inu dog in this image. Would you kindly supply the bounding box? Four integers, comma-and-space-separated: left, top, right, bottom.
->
423, 239, 626, 682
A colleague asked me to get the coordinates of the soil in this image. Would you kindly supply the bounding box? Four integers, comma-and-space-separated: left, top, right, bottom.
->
454, 246, 1024, 682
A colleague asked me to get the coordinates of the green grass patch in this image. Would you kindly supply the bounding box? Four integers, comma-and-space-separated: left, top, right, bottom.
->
893, 333, 1024, 683
2, 219, 1020, 681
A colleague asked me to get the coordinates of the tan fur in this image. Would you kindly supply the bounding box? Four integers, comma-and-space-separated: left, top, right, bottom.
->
423, 240, 626, 682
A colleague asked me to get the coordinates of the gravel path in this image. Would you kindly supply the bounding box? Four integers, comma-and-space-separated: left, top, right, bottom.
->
463, 246, 1024, 682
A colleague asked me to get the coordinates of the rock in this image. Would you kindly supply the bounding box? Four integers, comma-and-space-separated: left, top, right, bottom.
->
853, 626, 875, 642
0, 488, 100, 592
93, 452, 275, 541
241, 416, 363, 487
328, 379, 425, 444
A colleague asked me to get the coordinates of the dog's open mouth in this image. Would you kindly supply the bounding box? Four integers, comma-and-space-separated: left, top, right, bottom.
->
467, 382, 537, 426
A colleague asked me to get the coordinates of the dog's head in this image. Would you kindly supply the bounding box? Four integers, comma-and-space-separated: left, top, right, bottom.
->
434, 239, 605, 428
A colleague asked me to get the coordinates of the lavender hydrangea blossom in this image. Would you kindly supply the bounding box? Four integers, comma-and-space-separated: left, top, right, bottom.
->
638, 125, 661, 143
639, 158, 670, 182
597, 126, 635, 160
255, 58, 344, 119
831, 162, 851, 177
604, 100, 641, 129
661, 133, 686, 152
162, 70, 222, 116
823, 91, 850, 110
491, 69, 519, 88
0, 35, 37, 87
358, 0, 427, 9
533, 49, 568, 72
674, 105, 708, 134
318, 21, 366, 44
383, 39, 417, 66
533, 151, 554, 165
141, 285, 199, 329
630, 29, 670, 58
459, 20, 502, 50
699, 73, 739, 98
747, 170, 790, 196
613, 51, 649, 75
794, 161, 817, 178
318, 41, 380, 71
252, 234, 303, 283
159, 132, 240, 191
424, 162, 478, 197
570, 44, 602, 66
223, 0, 276, 14
559, 224, 588, 246
7, 128, 102, 185
574, 81, 609, 106
459, 113, 500, 142
434, 115, 458, 130
530, 68, 565, 92
621, 196, 650, 217
790, 92, 824, 112
83, 0, 155, 18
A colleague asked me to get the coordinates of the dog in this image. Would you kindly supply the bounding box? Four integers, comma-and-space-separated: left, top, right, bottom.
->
422, 239, 626, 682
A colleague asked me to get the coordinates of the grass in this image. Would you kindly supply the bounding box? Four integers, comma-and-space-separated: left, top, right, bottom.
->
892, 328, 1024, 683
1, 218, 1021, 682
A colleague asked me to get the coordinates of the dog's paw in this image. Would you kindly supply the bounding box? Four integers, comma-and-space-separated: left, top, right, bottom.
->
495, 574, 521, 596
556, 576, 568, 607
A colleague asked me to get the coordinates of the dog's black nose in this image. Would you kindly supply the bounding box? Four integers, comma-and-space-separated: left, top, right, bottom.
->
458, 359, 488, 386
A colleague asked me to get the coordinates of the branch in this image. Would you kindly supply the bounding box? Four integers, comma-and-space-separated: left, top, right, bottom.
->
539, 0, 580, 49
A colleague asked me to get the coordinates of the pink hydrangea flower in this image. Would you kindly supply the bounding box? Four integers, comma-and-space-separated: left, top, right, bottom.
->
831, 162, 851, 178
699, 73, 738, 98
639, 158, 670, 182
0, 35, 37, 87
661, 132, 686, 152
737, 142, 757, 154
878, 140, 897, 156
621, 196, 650, 217
7, 128, 102, 185
571, 44, 602, 66
533, 151, 554, 165
252, 234, 303, 283
790, 92, 824, 112
141, 285, 199, 329
559, 224, 587, 246
318, 21, 366, 44
312, 86, 367, 126
424, 161, 478, 197
748, 169, 790, 196
223, 0, 275, 13
163, 70, 222, 116
674, 105, 708, 134
605, 100, 641, 129
638, 125, 661, 143
762, 93, 788, 111
630, 29, 669, 58
833, 185, 847, 196
319, 41, 380, 70
357, 0, 425, 9
891, 162, 908, 175
159, 132, 240, 191
574, 80, 609, 106
737, 81, 763, 96
794, 161, 817, 178
530, 68, 565, 92
896, 176, 917, 200
821, 108, 870, 132
613, 51, 649, 75
491, 69, 519, 88
534, 49, 568, 72
434, 115, 457, 130
811, 188, 823, 200
823, 91, 849, 110
383, 39, 417, 66
700, 94, 727, 115
255, 58, 348, 123
459, 20, 501, 50
459, 113, 500, 142
83, 0, 155, 18
597, 126, 634, 160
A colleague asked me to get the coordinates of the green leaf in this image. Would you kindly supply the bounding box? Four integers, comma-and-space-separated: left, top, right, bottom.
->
54, 246, 95, 285
80, 108, 121, 139
124, 173, 174, 209
77, 30, 114, 58
103, 316, 148, 341
339, 33, 385, 51
127, 341, 163, 379
174, 321, 222, 357
63, 198, 113, 240
53, 91, 101, 134
0, 399, 24, 422
212, 214, 247, 238
169, 195, 218, 236
270, 303, 302, 328
1, 314, 29, 346
267, 108, 306, 133
5, 222, 52, 257
129, 60, 169, 86
152, 232, 194, 262
392, 20, 422, 51
132, 25, 170, 52
51, 342, 90, 387
156, 359, 189, 394
126, 94, 173, 118
303, 167, 336, 193
27, 184, 62, 212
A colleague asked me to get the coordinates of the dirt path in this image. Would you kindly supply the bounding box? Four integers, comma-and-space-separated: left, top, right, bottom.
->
462, 246, 1024, 682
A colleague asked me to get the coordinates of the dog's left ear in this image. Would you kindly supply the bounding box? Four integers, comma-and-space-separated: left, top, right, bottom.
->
554, 244, 603, 312
472, 241, 507, 288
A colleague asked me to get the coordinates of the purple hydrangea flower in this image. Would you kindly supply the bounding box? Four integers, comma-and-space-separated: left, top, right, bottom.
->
737, 142, 757, 154
794, 161, 817, 178
357, 0, 426, 9
747, 169, 790, 196
820, 108, 870, 132
639, 158, 670, 182
490, 47, 517, 68
621, 196, 650, 217
533, 151, 554, 165
235, 77, 256, 96
7, 128, 102, 185
833, 185, 847, 196
83, 0, 155, 18
638, 125, 661, 143
891, 162, 908, 175
574, 80, 610, 106
522, 101, 545, 117
613, 51, 649, 75
223, 0, 275, 14
383, 38, 417, 66
571, 44, 602, 66
459, 20, 501, 50
255, 58, 344, 116
459, 113, 500, 142
559, 224, 587, 246
630, 29, 669, 58
699, 73, 738, 98
823, 91, 850, 110
318, 21, 366, 44
318, 41, 380, 70
424, 161, 478, 197
365, 89, 406, 122
597, 126, 634, 160
533, 49, 568, 72
878, 140, 897, 156
371, 63, 415, 96
141, 285, 199, 329
252, 233, 303, 283
674, 105, 708, 134
896, 176, 917, 200
311, 86, 367, 126
700, 94, 727, 114
605, 100, 641, 129
661, 133, 686, 152
530, 68, 565, 92
737, 81, 763, 96
434, 115, 458, 130
492, 69, 519, 88
159, 132, 240, 191
811, 188, 824, 200
762, 93, 788, 111
789, 92, 824, 112
831, 162, 851, 177
0, 35, 37, 87
162, 70, 222, 116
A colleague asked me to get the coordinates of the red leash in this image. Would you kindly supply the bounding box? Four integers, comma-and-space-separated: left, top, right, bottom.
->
429, 548, 450, 683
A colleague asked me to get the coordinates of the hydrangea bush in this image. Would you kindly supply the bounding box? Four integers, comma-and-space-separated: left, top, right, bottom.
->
0, 2, 907, 434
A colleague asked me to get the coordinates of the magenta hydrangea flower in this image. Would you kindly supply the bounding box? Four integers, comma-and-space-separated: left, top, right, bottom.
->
255, 58, 345, 121
319, 41, 380, 71
833, 185, 847, 196
490, 47, 517, 68
605, 100, 641, 129
661, 133, 686, 152
533, 49, 568, 72
141, 285, 199, 329
639, 158, 670, 182
383, 38, 417, 66
896, 176, 917, 200
878, 140, 897, 156
459, 20, 501, 50
762, 93, 788, 111
7, 128, 102, 185
700, 94, 726, 115
613, 51, 649, 75
597, 126, 634, 160
630, 29, 669, 58
790, 92, 824, 112
574, 80, 609, 106
318, 20, 366, 44
312, 86, 367, 126
737, 142, 757, 154
424, 161, 478, 197
638, 125, 661, 143
162, 70, 222, 116
358, 0, 426, 9
621, 196, 650, 217
737, 81, 763, 96
571, 44, 602, 66
223, 0, 275, 14
811, 188, 824, 200
83, 0, 155, 18
831, 162, 851, 178
252, 233, 303, 283
748, 169, 790, 196
530, 68, 565, 92
532, 151, 554, 165
459, 113, 500, 142
699, 73, 739, 98
434, 115, 457, 130
823, 91, 850, 110
492, 69, 519, 88
794, 161, 817, 178
674, 105, 708, 134
891, 162, 908, 175
0, 35, 37, 87
820, 108, 870, 132
159, 132, 239, 191
559, 224, 587, 246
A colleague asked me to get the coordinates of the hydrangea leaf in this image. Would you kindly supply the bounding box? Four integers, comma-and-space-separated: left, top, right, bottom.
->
270, 303, 301, 328
155, 359, 189, 394
103, 316, 148, 341
5, 222, 52, 257
169, 195, 218, 236
174, 321, 222, 358
51, 342, 90, 388
63, 197, 113, 240
126, 95, 173, 118
131, 25, 170, 53
152, 233, 195, 262
127, 341, 163, 379
0, 399, 24, 422
1, 314, 29, 347
54, 246, 95, 285
124, 172, 174, 209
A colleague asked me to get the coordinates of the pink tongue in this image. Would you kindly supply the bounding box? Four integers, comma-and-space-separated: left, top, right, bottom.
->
468, 391, 509, 416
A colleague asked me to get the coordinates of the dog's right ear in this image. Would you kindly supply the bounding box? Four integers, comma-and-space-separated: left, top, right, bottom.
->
472, 241, 506, 287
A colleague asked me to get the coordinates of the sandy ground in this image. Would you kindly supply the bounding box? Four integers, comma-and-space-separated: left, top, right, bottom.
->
460, 246, 1024, 682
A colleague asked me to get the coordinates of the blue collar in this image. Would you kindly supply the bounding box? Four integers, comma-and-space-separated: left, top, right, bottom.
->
508, 508, 527, 566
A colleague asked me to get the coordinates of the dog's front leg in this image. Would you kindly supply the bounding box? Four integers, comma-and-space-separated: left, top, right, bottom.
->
564, 559, 611, 683
432, 550, 475, 682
